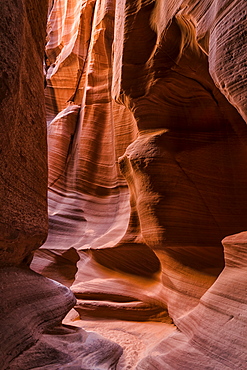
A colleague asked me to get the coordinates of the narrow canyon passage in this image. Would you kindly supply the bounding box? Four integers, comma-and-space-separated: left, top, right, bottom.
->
0, 1, 247, 369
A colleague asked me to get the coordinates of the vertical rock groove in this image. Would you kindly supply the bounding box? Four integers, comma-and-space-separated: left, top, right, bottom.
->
0, 0, 246, 369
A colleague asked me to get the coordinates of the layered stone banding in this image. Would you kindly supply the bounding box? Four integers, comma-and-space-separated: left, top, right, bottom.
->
1, 0, 247, 369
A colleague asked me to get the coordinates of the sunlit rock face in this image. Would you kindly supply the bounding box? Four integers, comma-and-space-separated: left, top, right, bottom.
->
114, 6, 247, 326
35, 0, 138, 286
1, 0, 244, 369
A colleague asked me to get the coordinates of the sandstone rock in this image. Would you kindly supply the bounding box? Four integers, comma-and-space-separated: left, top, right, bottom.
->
41, 0, 247, 266
0, 0, 48, 266
0, 267, 122, 370
0, 1, 124, 369
38, 0, 137, 279
30, 247, 80, 287
24, 0, 247, 368
137, 232, 247, 369
47, 103, 81, 189
71, 4, 247, 325
190, 0, 247, 123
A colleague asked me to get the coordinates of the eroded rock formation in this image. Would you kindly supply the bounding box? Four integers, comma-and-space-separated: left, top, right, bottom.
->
0, 0, 48, 266
137, 232, 247, 369
0, 267, 122, 370
1, 0, 247, 369
0, 1, 122, 369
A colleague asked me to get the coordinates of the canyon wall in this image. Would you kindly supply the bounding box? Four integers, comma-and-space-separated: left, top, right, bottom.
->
0, 0, 247, 369
0, 0, 48, 266
0, 1, 122, 369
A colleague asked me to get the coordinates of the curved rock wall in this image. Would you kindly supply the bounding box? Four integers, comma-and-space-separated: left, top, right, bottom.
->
40, 0, 137, 263
0, 2, 123, 369
137, 232, 247, 369
1, 0, 246, 369
36, 0, 247, 368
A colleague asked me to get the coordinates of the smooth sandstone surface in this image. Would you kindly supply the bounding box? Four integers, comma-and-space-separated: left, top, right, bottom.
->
36, 0, 247, 368
0, 267, 122, 370
137, 233, 247, 369
1, 0, 247, 369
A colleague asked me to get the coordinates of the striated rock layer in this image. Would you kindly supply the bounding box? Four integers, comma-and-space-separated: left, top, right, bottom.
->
40, 0, 247, 260
0, 1, 122, 369
137, 232, 247, 369
0, 267, 122, 370
1, 0, 245, 369
28, 1, 247, 368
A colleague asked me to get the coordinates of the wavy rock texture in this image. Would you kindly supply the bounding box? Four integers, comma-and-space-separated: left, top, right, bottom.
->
137, 232, 247, 369
27, 0, 247, 369
0, 1, 123, 369
0, 267, 122, 370
40, 0, 137, 263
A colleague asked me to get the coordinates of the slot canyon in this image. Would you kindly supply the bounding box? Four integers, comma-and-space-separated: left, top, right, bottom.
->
0, 0, 247, 369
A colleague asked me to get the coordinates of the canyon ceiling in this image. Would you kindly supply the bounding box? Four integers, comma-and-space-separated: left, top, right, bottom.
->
0, 0, 247, 369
